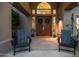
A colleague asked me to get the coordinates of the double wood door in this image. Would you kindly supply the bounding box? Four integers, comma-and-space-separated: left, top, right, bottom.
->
36, 16, 52, 36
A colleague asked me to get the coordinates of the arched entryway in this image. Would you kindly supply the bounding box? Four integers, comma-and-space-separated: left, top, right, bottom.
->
32, 2, 57, 36
36, 2, 52, 36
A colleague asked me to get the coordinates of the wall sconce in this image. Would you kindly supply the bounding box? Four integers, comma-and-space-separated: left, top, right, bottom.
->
53, 10, 56, 14
32, 17, 36, 29
58, 17, 63, 34
32, 10, 35, 14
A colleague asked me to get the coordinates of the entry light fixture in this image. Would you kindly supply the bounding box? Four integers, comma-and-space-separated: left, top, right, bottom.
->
32, 10, 35, 14
53, 10, 56, 14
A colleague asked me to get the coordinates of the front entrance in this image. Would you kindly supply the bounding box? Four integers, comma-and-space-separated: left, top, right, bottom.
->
36, 16, 52, 36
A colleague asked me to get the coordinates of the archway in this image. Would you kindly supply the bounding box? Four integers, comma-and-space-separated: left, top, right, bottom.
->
32, 2, 57, 36
36, 2, 52, 36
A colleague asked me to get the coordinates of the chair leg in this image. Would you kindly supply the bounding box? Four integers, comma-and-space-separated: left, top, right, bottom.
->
59, 44, 60, 52
29, 47, 30, 52
28, 44, 31, 52
74, 47, 76, 56
13, 46, 15, 56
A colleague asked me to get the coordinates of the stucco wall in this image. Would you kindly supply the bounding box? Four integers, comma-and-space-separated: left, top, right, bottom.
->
0, 3, 12, 55
64, 6, 79, 35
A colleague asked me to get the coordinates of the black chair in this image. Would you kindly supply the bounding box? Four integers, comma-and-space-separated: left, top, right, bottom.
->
11, 29, 31, 56
58, 30, 78, 55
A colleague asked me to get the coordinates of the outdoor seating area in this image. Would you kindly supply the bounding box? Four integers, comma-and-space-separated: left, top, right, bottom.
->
0, 2, 79, 57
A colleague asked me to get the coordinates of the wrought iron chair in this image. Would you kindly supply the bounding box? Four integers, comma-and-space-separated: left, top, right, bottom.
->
11, 29, 31, 56
58, 30, 78, 55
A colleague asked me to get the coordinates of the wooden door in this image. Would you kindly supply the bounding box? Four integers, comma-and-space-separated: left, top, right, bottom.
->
44, 17, 52, 36
36, 16, 52, 36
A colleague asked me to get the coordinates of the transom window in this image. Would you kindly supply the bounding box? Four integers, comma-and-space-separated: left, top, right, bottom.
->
37, 2, 51, 14
37, 2, 51, 9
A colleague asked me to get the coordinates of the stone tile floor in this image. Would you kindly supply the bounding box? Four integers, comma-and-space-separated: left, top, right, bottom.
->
3, 37, 79, 57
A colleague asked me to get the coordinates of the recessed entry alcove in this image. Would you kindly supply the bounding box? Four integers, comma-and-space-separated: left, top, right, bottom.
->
31, 2, 63, 37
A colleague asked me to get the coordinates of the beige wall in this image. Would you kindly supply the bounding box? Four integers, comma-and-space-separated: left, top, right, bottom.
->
0, 3, 12, 54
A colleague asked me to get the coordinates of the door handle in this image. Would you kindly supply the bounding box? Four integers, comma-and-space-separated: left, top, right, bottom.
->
43, 26, 44, 30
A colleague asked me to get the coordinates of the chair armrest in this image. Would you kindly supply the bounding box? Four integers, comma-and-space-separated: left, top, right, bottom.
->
71, 36, 77, 42
71, 36, 78, 46
57, 36, 61, 43
11, 39, 17, 46
11, 40, 16, 46
11, 40, 14, 45
73, 40, 78, 47
27, 36, 32, 44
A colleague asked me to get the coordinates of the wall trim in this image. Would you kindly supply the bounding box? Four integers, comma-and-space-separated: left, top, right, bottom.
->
0, 39, 12, 45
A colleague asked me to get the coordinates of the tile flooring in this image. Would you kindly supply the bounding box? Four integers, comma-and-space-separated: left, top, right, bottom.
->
3, 37, 79, 57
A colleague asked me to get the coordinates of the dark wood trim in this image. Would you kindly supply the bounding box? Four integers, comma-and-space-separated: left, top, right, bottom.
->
29, 3, 32, 14
12, 2, 30, 16
32, 14, 57, 17
65, 2, 78, 10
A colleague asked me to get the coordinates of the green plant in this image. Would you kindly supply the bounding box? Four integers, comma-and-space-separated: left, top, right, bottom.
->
12, 10, 20, 30
77, 28, 79, 37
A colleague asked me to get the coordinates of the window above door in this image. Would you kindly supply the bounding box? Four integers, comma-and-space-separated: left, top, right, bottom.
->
37, 2, 51, 14
32, 2, 56, 15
